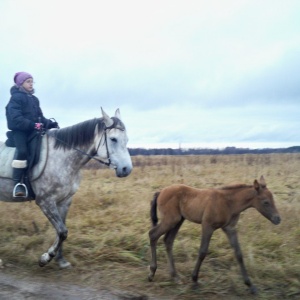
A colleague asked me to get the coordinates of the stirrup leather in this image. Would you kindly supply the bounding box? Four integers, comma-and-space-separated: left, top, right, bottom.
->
13, 183, 28, 198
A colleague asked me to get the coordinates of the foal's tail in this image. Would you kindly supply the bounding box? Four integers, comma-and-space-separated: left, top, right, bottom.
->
150, 192, 160, 227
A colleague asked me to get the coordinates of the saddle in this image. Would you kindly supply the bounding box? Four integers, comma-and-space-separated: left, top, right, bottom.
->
0, 132, 48, 199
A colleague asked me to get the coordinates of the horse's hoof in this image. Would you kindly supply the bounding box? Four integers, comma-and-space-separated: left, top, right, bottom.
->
39, 261, 45, 267
39, 253, 51, 267
148, 274, 153, 282
58, 259, 72, 269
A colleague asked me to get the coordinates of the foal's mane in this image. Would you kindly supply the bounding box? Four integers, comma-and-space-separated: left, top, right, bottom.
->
49, 117, 125, 150
218, 183, 252, 190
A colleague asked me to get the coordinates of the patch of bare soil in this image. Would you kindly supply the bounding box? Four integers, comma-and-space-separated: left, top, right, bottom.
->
0, 266, 152, 300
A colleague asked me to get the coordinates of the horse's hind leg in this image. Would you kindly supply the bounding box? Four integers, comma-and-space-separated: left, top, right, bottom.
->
164, 218, 184, 281
36, 199, 68, 267
55, 197, 73, 269
222, 226, 257, 294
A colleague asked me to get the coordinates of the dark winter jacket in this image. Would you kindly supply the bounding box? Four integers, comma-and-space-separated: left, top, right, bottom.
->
6, 86, 54, 132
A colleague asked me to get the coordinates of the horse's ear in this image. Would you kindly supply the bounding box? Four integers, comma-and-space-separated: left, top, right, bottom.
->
254, 179, 260, 191
101, 107, 114, 127
259, 175, 266, 188
115, 108, 122, 120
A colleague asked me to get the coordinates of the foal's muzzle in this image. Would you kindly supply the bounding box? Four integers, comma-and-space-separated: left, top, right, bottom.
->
271, 215, 281, 225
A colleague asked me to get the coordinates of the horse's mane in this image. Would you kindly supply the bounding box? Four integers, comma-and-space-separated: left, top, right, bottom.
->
218, 183, 252, 190
49, 117, 125, 150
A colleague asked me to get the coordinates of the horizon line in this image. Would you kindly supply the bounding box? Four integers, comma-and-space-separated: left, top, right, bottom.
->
127, 142, 300, 150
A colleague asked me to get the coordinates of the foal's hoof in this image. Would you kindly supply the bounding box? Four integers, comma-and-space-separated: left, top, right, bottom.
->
191, 281, 200, 290
250, 285, 258, 295
172, 275, 183, 284
148, 274, 154, 282
148, 265, 156, 282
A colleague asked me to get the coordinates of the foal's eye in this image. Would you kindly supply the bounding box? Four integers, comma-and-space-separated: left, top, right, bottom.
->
263, 200, 270, 206
110, 138, 117, 143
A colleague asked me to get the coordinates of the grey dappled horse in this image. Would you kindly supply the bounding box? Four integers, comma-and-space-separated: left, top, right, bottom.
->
0, 108, 132, 268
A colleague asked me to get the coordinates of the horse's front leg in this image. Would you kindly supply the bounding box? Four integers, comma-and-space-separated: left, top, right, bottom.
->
36, 198, 68, 267
55, 197, 73, 269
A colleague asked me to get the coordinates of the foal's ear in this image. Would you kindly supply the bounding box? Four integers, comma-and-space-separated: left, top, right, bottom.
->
254, 179, 260, 191
259, 175, 267, 188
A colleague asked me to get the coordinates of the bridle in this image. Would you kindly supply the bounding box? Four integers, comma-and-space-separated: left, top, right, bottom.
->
94, 120, 126, 166
49, 119, 124, 167
93, 123, 116, 167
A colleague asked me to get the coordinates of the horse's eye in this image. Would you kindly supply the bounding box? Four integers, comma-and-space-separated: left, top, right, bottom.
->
110, 138, 117, 143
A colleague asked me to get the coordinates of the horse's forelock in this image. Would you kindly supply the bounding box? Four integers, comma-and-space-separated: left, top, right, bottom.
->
110, 117, 125, 130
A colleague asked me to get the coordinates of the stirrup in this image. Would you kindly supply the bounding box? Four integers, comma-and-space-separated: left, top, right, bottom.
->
13, 183, 28, 198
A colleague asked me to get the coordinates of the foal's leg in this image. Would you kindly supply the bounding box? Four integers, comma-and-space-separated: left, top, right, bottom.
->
36, 198, 68, 267
148, 222, 173, 281
148, 225, 163, 281
55, 197, 73, 268
222, 226, 257, 294
192, 224, 214, 283
164, 218, 184, 281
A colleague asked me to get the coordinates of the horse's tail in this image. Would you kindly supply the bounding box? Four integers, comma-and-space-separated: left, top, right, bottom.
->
150, 191, 160, 227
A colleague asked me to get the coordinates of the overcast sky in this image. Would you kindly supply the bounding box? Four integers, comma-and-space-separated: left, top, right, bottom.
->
1, 0, 299, 149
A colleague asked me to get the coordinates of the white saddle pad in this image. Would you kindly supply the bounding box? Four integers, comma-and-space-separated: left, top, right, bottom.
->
0, 135, 48, 181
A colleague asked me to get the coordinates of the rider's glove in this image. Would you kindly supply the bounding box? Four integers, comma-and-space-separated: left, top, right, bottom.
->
34, 123, 43, 130
49, 121, 59, 129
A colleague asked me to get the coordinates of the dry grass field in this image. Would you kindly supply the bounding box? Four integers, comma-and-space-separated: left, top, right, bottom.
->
0, 153, 300, 299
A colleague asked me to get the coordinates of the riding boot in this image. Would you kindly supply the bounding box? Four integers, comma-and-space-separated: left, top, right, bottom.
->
12, 160, 28, 197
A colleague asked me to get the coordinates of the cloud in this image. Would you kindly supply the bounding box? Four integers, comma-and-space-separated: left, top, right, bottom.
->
0, 0, 300, 148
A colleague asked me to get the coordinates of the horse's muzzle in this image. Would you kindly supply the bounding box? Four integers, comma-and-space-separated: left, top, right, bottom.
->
116, 166, 132, 178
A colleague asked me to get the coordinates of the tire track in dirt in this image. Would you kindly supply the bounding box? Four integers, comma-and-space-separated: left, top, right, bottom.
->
0, 271, 149, 300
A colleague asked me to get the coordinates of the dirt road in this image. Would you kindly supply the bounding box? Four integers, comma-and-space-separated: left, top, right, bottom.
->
0, 270, 149, 300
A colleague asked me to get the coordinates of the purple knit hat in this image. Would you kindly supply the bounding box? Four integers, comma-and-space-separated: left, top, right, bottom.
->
14, 72, 33, 87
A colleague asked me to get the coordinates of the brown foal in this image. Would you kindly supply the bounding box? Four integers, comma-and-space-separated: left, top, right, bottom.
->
148, 176, 281, 294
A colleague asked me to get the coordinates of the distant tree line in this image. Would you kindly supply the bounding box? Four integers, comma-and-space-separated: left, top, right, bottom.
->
128, 146, 300, 156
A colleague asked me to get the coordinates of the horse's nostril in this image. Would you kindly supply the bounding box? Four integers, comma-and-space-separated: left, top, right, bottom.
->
116, 166, 131, 177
